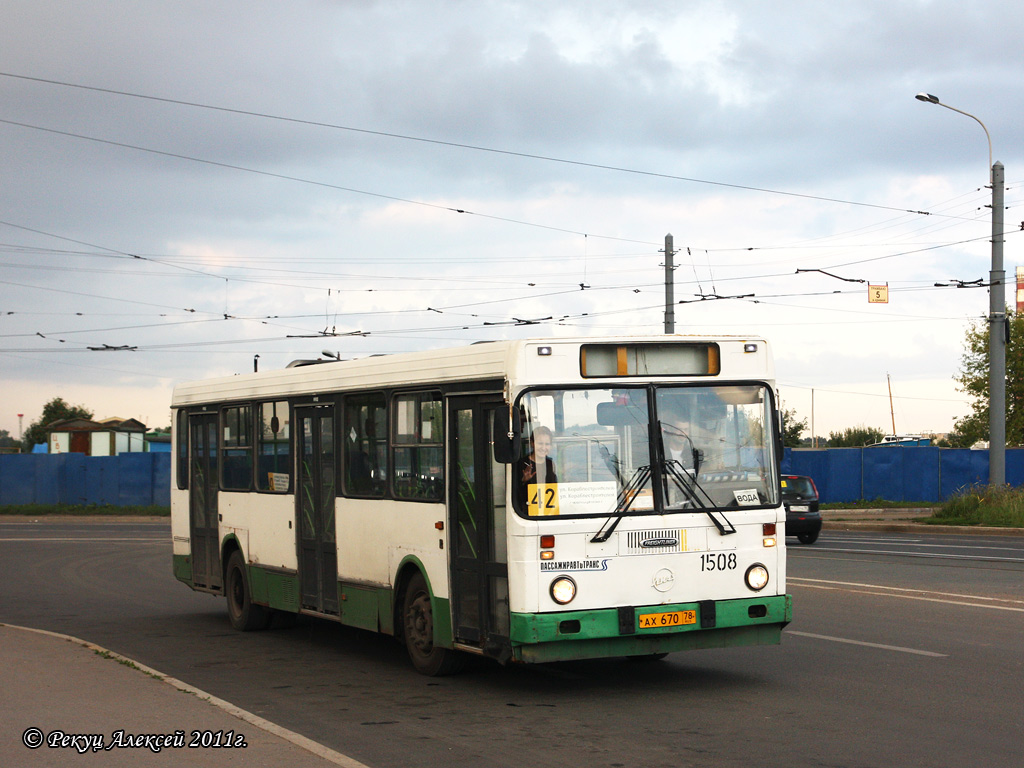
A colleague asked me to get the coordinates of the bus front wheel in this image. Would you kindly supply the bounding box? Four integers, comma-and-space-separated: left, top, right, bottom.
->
401, 572, 463, 676
226, 550, 269, 631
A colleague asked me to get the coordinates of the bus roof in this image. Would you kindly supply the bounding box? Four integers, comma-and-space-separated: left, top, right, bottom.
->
170, 335, 773, 408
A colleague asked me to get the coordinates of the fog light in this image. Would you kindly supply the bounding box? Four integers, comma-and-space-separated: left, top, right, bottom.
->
550, 576, 577, 605
541, 550, 554, 560
745, 564, 769, 591
763, 537, 777, 548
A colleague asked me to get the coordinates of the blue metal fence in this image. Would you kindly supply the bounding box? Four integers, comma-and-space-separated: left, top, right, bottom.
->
0, 453, 170, 507
782, 447, 1023, 504
0, 448, 1020, 508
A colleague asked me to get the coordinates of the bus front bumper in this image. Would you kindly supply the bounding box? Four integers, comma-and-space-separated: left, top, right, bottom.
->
508, 594, 791, 664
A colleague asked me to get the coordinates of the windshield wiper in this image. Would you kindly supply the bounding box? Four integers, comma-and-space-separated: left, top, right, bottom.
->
590, 464, 651, 543
659, 421, 736, 536
661, 459, 736, 535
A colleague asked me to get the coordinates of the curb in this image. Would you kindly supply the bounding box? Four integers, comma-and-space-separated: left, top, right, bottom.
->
0, 623, 370, 768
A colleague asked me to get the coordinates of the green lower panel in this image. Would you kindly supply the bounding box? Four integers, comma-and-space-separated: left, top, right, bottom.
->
340, 584, 382, 631
509, 594, 791, 664
248, 568, 301, 613
172, 554, 192, 584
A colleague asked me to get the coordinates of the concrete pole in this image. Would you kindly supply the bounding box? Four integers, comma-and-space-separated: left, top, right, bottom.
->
664, 233, 675, 334
989, 161, 1006, 486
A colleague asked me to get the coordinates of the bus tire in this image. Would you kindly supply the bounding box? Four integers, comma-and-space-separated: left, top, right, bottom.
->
226, 550, 270, 631
401, 572, 463, 676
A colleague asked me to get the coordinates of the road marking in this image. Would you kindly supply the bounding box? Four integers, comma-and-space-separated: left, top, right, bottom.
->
790, 577, 1024, 612
0, 537, 166, 543
797, 546, 1024, 564
822, 537, 1024, 553
785, 630, 948, 657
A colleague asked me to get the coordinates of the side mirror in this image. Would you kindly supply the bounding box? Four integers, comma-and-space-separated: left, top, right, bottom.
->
596, 401, 644, 426
492, 407, 521, 464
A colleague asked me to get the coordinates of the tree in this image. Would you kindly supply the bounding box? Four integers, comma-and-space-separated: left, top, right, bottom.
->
781, 407, 808, 448
0, 428, 19, 451
949, 309, 1024, 447
21, 397, 94, 452
827, 425, 885, 447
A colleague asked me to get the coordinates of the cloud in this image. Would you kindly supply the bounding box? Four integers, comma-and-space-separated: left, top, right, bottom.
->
1, 0, 1021, 436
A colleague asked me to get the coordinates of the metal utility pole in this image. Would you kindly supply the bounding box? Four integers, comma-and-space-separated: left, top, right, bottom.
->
916, 93, 1005, 485
664, 233, 675, 334
990, 161, 1006, 486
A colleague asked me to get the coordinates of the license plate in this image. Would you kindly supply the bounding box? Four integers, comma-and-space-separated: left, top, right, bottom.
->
790, 505, 809, 512
638, 610, 697, 629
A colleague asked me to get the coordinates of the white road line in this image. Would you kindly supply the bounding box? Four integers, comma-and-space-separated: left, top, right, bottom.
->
828, 537, 1024, 552
789, 577, 1024, 612
798, 546, 1024, 563
0, 537, 166, 543
785, 630, 948, 657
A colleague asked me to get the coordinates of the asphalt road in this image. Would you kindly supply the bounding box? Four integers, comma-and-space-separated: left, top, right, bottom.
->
1, 519, 1021, 768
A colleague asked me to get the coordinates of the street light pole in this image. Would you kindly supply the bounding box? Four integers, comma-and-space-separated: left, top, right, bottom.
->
916, 93, 1006, 485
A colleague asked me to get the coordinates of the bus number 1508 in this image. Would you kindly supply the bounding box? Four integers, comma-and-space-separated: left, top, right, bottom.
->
700, 552, 737, 572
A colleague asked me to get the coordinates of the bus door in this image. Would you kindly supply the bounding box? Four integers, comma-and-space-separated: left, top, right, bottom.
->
188, 412, 221, 591
296, 405, 340, 616
448, 396, 510, 657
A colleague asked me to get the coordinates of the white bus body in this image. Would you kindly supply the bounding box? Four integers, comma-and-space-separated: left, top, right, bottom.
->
171, 336, 790, 674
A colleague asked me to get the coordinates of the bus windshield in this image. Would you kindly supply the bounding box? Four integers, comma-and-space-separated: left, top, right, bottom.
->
515, 385, 778, 518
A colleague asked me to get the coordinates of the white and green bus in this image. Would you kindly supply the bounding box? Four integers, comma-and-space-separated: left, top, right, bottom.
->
171, 336, 790, 674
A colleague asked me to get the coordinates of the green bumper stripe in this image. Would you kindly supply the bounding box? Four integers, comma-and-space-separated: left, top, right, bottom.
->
510, 594, 792, 645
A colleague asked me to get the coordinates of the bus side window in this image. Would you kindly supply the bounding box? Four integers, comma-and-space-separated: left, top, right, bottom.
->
256, 400, 291, 493
344, 392, 387, 497
175, 409, 188, 490
221, 404, 253, 491
392, 392, 443, 501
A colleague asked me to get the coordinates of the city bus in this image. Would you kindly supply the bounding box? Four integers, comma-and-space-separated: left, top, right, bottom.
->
170, 336, 790, 675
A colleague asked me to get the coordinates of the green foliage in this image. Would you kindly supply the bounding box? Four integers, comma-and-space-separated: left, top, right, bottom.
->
930, 485, 1024, 527
821, 498, 937, 510
0, 504, 169, 516
948, 309, 1024, 447
826, 425, 885, 447
21, 397, 94, 452
781, 407, 807, 448
0, 429, 18, 450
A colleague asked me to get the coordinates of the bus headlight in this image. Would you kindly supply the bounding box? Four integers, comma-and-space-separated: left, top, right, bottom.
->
550, 576, 577, 605
745, 564, 769, 592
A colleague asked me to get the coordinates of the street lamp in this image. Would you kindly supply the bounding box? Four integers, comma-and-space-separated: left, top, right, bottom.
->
916, 93, 1006, 486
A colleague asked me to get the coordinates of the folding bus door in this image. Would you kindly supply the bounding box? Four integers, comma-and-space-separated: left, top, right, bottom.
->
448, 395, 510, 657
188, 412, 221, 591
296, 404, 340, 616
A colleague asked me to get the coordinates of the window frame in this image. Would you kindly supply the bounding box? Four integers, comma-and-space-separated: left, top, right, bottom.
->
220, 403, 254, 491
255, 399, 292, 493
390, 390, 444, 501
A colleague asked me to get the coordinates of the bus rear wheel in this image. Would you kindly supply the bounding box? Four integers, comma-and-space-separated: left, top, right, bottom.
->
401, 572, 463, 676
226, 550, 270, 631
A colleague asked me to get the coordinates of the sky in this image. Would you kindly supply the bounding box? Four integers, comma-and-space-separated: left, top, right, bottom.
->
2, 0, 1023, 442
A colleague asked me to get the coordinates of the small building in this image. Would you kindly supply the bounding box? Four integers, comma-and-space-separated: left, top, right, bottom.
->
46, 417, 148, 456
144, 431, 172, 453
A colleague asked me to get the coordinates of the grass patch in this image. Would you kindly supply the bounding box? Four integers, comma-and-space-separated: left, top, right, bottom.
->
822, 498, 937, 510
927, 485, 1024, 528
0, 503, 169, 517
